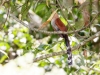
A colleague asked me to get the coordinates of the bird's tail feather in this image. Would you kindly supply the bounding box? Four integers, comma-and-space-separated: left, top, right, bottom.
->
62, 34, 72, 66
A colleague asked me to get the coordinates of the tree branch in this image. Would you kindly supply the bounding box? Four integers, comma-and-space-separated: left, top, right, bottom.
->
33, 31, 100, 62
9, 12, 99, 35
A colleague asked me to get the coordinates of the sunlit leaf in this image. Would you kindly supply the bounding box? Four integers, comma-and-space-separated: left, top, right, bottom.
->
55, 59, 62, 67
46, 0, 50, 7
0, 42, 10, 50
0, 50, 9, 58
60, 17, 67, 26
39, 60, 49, 67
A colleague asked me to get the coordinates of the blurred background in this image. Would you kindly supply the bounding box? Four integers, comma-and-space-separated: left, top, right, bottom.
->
0, 0, 100, 75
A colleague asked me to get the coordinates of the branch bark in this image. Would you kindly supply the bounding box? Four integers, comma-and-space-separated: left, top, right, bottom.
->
9, 12, 99, 35
33, 31, 100, 62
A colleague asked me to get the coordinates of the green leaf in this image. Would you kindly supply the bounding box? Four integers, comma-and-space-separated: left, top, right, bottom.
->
60, 17, 68, 26
0, 50, 9, 58
24, 33, 32, 41
55, 59, 62, 67
0, 42, 10, 50
35, 3, 46, 13
0, 42, 10, 63
71, 41, 77, 46
38, 60, 49, 67
13, 39, 25, 48
0, 55, 8, 63
21, 0, 33, 19
35, 3, 48, 18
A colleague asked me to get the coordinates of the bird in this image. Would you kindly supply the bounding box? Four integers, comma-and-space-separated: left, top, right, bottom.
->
51, 13, 72, 66
39, 10, 72, 66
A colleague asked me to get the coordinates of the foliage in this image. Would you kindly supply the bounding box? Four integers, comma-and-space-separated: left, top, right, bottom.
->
0, 0, 100, 75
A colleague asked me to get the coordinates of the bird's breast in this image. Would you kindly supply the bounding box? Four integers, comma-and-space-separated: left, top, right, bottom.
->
51, 18, 59, 31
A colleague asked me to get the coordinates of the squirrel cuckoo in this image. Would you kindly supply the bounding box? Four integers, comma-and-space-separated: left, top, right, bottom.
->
51, 13, 72, 66
39, 11, 72, 66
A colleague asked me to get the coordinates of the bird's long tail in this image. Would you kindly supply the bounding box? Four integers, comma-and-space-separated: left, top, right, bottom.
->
62, 34, 72, 66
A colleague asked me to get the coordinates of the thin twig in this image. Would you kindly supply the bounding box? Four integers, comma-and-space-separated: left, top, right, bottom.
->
34, 0, 40, 10
33, 31, 100, 62
3, 9, 10, 28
